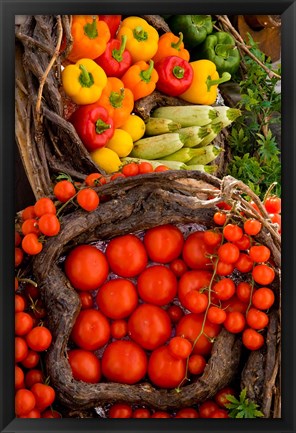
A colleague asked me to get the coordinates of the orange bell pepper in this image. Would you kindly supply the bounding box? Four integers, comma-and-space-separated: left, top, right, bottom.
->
97, 77, 134, 128
153, 32, 190, 64
121, 60, 158, 101
68, 15, 111, 63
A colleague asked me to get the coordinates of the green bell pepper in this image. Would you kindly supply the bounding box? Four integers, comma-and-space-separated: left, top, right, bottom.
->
167, 15, 213, 48
199, 31, 241, 75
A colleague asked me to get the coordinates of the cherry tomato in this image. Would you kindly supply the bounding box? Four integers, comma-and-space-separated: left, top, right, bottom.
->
151, 411, 171, 418
213, 212, 227, 226
214, 386, 236, 408
15, 247, 24, 266
224, 311, 246, 334
199, 400, 219, 418
185, 290, 209, 314
222, 295, 248, 314
168, 336, 192, 359
122, 162, 139, 177
110, 172, 126, 181
38, 213, 61, 236
188, 354, 206, 375
148, 345, 186, 388
264, 195, 281, 214
204, 230, 222, 247
154, 165, 170, 172
21, 350, 40, 369
22, 205, 36, 221
71, 309, 110, 350
182, 231, 215, 270
143, 224, 184, 264
249, 245, 271, 263
176, 313, 221, 356
242, 328, 265, 350
34, 197, 56, 217
25, 369, 44, 388
85, 173, 107, 187
213, 278, 235, 301
223, 224, 243, 242
15, 365, 25, 390
102, 340, 147, 384
167, 305, 184, 323
246, 308, 269, 330
233, 234, 251, 250
207, 306, 227, 324
215, 260, 235, 276
252, 264, 275, 285
97, 278, 138, 319
106, 234, 148, 278
68, 349, 101, 383
236, 282, 252, 303
109, 403, 133, 418
42, 409, 62, 418
65, 245, 109, 291
169, 258, 188, 278
175, 408, 199, 418
252, 287, 275, 310
234, 253, 253, 273
110, 319, 128, 339
26, 326, 52, 351
15, 295, 26, 313
15, 389, 36, 416
211, 409, 229, 418
15, 337, 29, 362
24, 283, 40, 300
244, 219, 262, 236
138, 161, 154, 174
78, 291, 93, 309
77, 188, 100, 212
31, 383, 55, 412
178, 270, 212, 307
19, 408, 41, 418
21, 218, 40, 236
22, 233, 43, 255
218, 242, 240, 264
133, 408, 151, 418
53, 180, 76, 203
128, 304, 171, 351
269, 213, 281, 233
137, 265, 177, 306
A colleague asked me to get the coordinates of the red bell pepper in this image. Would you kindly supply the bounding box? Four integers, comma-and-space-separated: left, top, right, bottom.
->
95, 36, 132, 78
154, 56, 193, 97
99, 15, 121, 38
70, 104, 114, 152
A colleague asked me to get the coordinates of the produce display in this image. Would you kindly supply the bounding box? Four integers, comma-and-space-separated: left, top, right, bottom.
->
14, 14, 281, 420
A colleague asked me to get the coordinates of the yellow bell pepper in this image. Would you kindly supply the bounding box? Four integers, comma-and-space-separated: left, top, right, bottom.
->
116, 16, 159, 63
180, 59, 231, 105
62, 58, 107, 105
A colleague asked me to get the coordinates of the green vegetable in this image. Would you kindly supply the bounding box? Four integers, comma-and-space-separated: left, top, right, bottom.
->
145, 117, 181, 136
167, 15, 213, 48
130, 133, 184, 159
198, 121, 223, 146
161, 144, 222, 164
152, 105, 218, 127
225, 388, 264, 418
212, 106, 242, 128
185, 164, 217, 173
179, 125, 212, 147
198, 31, 241, 75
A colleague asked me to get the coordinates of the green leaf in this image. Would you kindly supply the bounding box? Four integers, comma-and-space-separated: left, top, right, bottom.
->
225, 394, 240, 404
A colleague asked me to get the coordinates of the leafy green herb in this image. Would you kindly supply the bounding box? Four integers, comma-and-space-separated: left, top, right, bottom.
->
225, 388, 264, 418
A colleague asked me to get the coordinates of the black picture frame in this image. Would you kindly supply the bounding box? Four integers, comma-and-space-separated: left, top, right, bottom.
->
1, 1, 295, 432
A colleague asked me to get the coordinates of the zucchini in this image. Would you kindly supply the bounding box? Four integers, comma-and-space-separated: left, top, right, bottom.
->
145, 117, 181, 135
152, 105, 218, 127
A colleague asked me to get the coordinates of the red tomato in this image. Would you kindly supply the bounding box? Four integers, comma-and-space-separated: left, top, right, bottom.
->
178, 270, 212, 307
15, 337, 28, 363
182, 231, 215, 270
128, 304, 171, 351
236, 282, 252, 303
148, 345, 186, 388
214, 386, 236, 408
218, 242, 240, 264
204, 230, 222, 247
249, 245, 271, 263
188, 354, 206, 375
151, 411, 171, 418
246, 308, 269, 330
176, 313, 221, 356
53, 180, 76, 203
22, 205, 36, 221
22, 234, 43, 255
264, 195, 281, 214
167, 305, 184, 323
106, 234, 148, 277
38, 214, 61, 236
222, 295, 248, 314
96, 278, 138, 319
78, 291, 93, 309
71, 309, 110, 350
213, 278, 236, 301
215, 260, 235, 276
223, 224, 243, 242
65, 245, 109, 291
26, 326, 52, 352
15, 295, 26, 313
199, 400, 219, 418
242, 328, 265, 350
109, 403, 133, 418
137, 265, 177, 306
15, 389, 36, 416
85, 173, 107, 187
168, 336, 192, 359
34, 197, 56, 217
21, 218, 40, 236
15, 365, 25, 390
25, 369, 44, 388
211, 409, 229, 418
121, 162, 139, 177
213, 212, 227, 226
252, 264, 275, 285
207, 306, 227, 324
15, 312, 34, 336
154, 165, 170, 172
110, 319, 128, 339
233, 234, 251, 250
133, 408, 151, 418
77, 188, 100, 212
184, 290, 208, 314
102, 340, 147, 384
19, 408, 41, 418
244, 219, 262, 236
30, 383, 55, 412
15, 247, 24, 266
235, 253, 253, 273
138, 161, 154, 174
21, 350, 40, 369
252, 287, 275, 310
175, 408, 199, 418
42, 409, 62, 418
169, 258, 188, 278
68, 349, 101, 383
143, 224, 184, 263
224, 311, 246, 334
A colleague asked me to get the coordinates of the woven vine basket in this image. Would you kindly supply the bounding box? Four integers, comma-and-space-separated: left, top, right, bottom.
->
15, 15, 281, 418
